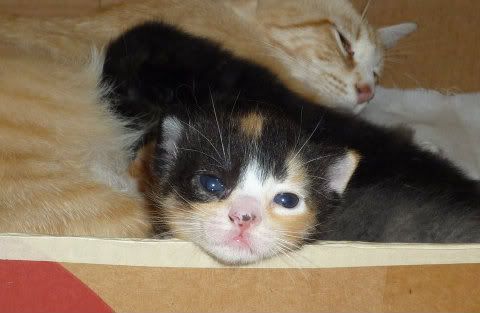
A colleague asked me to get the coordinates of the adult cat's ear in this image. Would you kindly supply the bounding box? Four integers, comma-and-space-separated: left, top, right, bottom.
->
378, 22, 417, 49
327, 150, 360, 194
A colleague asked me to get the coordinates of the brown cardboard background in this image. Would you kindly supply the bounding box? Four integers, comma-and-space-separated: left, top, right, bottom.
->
63, 263, 480, 313
351, 0, 480, 92
1, 0, 479, 92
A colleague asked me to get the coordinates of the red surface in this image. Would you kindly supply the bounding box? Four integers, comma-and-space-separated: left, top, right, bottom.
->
0, 260, 114, 313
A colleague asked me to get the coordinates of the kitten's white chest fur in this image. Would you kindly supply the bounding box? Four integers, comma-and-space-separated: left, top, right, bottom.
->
360, 87, 480, 180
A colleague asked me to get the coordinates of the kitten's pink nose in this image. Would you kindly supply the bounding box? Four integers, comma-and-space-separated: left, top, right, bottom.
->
355, 83, 374, 104
228, 196, 262, 230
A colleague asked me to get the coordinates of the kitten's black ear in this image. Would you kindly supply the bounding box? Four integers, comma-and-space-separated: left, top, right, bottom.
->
327, 150, 360, 194
378, 22, 417, 49
159, 116, 184, 158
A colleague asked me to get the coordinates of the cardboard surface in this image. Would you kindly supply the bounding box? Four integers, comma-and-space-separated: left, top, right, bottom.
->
1, 234, 480, 268
61, 263, 480, 313
1, 235, 480, 312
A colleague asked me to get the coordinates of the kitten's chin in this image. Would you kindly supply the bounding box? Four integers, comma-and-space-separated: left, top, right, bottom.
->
199, 242, 270, 265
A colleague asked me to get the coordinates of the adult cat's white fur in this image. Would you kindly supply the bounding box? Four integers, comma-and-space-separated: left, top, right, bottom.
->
361, 87, 480, 180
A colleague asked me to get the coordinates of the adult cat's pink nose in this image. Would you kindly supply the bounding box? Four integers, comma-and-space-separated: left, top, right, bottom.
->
356, 83, 374, 104
228, 196, 262, 230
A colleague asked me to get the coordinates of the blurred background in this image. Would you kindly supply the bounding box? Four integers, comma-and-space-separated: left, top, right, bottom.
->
1, 0, 479, 93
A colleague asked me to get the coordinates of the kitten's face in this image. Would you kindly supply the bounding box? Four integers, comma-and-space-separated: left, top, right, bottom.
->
253, 0, 416, 111
149, 109, 358, 264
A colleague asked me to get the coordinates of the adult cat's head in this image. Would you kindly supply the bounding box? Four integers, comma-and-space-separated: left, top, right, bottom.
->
232, 0, 416, 111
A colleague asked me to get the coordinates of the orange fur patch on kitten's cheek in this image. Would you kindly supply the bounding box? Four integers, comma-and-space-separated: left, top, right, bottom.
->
155, 194, 191, 240
240, 112, 264, 139
267, 203, 316, 245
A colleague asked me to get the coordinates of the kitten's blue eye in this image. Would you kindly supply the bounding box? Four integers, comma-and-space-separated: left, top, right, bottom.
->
199, 175, 225, 194
273, 193, 300, 209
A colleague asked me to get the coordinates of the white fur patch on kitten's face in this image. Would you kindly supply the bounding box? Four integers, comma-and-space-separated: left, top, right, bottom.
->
197, 160, 311, 264
250, 0, 416, 111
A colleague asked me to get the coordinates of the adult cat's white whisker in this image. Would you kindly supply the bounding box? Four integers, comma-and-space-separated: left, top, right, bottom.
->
360, 0, 373, 24
402, 72, 423, 88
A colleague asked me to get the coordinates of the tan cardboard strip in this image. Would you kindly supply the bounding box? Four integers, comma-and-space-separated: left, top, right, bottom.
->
1, 234, 479, 268
62, 263, 480, 313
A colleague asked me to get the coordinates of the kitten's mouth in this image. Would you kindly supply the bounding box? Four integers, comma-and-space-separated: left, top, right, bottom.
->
229, 234, 251, 248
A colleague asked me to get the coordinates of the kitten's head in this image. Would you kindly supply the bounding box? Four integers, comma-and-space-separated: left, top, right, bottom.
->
146, 106, 359, 264
253, 0, 416, 111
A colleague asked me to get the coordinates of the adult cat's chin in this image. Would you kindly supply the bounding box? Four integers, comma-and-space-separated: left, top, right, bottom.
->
316, 92, 364, 113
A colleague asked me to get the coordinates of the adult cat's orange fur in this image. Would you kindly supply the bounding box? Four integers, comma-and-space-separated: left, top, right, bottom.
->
0, 1, 324, 103
1, 0, 416, 109
0, 41, 151, 236
0, 0, 414, 110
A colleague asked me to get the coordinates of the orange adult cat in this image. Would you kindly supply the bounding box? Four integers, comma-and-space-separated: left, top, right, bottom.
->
0, 0, 414, 110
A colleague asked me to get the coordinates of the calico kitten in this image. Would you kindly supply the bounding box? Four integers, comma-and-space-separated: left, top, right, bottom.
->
0, 0, 414, 112
130, 108, 358, 264
102, 22, 480, 258
224, 0, 417, 110
0, 37, 151, 237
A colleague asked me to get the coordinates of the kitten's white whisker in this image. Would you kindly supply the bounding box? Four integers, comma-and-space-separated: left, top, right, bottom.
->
180, 120, 223, 161
167, 184, 210, 216
302, 154, 336, 165
291, 120, 322, 162
209, 88, 227, 161
177, 147, 222, 165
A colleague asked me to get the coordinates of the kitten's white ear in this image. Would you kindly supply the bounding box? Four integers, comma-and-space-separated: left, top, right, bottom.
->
160, 116, 184, 157
378, 22, 417, 49
327, 150, 360, 194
